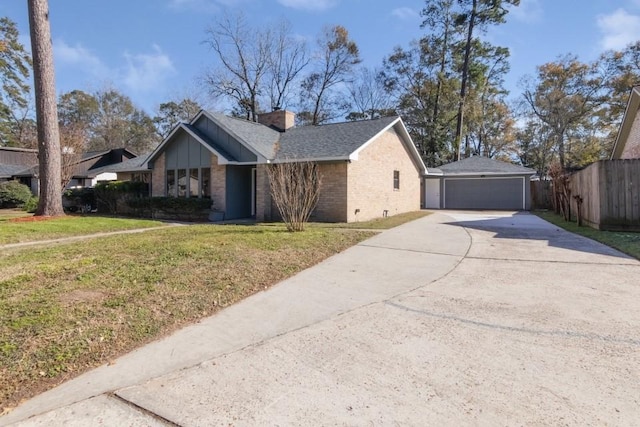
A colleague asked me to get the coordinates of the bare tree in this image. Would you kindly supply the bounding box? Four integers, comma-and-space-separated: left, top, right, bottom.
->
300, 25, 361, 125
203, 12, 271, 121
267, 161, 322, 232
346, 67, 393, 120
60, 123, 85, 189
28, 0, 63, 216
267, 20, 310, 110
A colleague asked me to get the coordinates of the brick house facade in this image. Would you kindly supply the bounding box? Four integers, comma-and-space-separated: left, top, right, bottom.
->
128, 110, 426, 222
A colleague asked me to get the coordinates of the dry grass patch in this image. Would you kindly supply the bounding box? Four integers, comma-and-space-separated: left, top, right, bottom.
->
0, 215, 166, 245
0, 224, 374, 411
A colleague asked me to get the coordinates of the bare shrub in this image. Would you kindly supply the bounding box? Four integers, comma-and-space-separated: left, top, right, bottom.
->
267, 161, 322, 232
549, 162, 571, 221
60, 123, 86, 189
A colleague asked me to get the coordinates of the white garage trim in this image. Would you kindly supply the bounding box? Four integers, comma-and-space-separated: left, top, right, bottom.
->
443, 176, 526, 210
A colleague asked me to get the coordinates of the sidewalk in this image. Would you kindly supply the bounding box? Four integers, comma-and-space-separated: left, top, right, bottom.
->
1, 213, 470, 426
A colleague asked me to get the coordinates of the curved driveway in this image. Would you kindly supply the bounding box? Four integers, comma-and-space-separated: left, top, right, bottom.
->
5, 212, 640, 426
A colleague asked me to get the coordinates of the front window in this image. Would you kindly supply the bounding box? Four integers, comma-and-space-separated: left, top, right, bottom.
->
201, 168, 211, 198
393, 170, 400, 190
189, 169, 199, 197
166, 167, 211, 199
177, 169, 187, 197
167, 170, 176, 196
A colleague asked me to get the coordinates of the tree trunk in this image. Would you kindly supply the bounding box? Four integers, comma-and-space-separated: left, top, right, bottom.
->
454, 0, 477, 161
28, 0, 63, 216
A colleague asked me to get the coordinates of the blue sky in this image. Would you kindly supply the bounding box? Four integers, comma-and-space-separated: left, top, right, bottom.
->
2, 0, 640, 115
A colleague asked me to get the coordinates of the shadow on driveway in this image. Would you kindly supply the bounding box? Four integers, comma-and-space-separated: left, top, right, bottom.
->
443, 211, 632, 260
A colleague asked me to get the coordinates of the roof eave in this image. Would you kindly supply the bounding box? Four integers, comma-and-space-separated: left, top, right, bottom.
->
198, 111, 270, 162
611, 86, 640, 159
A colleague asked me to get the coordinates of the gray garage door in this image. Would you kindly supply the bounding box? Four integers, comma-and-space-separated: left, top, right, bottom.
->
444, 177, 524, 210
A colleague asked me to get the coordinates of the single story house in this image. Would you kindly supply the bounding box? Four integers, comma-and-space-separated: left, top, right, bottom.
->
2, 147, 137, 193
424, 156, 535, 210
109, 110, 427, 222
0, 146, 38, 188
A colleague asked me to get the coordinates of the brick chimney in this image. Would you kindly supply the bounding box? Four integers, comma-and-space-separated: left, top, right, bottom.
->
258, 109, 295, 132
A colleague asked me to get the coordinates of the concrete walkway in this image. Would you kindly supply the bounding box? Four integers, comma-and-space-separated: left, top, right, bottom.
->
2, 212, 640, 426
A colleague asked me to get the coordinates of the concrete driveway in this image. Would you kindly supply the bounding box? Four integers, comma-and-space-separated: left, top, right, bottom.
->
4, 212, 640, 426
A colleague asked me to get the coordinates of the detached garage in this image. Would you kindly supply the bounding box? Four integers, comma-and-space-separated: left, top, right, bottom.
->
424, 156, 535, 210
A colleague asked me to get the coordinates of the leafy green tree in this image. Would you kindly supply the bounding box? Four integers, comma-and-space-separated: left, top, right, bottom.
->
90, 89, 159, 153
521, 55, 610, 169
299, 25, 361, 125
0, 17, 33, 147
58, 89, 99, 130
382, 41, 459, 166
153, 98, 201, 138
449, 0, 520, 159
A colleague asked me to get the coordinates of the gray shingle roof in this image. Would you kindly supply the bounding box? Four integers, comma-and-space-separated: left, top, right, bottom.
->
275, 116, 399, 160
0, 164, 31, 178
205, 112, 281, 159
438, 156, 535, 175
89, 154, 150, 175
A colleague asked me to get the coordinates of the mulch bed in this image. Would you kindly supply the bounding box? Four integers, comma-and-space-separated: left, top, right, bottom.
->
9, 215, 65, 223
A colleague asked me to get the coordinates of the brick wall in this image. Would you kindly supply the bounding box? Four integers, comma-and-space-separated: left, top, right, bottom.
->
151, 153, 165, 197
622, 109, 640, 159
346, 127, 421, 222
313, 162, 349, 222
255, 164, 272, 221
211, 154, 226, 212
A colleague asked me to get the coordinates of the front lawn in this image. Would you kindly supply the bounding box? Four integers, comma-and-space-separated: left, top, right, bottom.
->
0, 224, 374, 412
0, 214, 166, 245
535, 210, 640, 260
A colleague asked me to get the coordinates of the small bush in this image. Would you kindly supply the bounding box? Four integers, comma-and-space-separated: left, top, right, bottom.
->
22, 197, 39, 213
94, 181, 149, 214
63, 188, 96, 212
0, 181, 33, 208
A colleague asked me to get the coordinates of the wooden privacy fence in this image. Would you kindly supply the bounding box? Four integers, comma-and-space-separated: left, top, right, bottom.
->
530, 180, 552, 209
569, 159, 640, 231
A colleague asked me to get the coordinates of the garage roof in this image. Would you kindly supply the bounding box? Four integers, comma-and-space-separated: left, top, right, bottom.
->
435, 156, 534, 176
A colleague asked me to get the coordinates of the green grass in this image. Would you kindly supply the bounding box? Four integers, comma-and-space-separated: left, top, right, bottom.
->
535, 210, 640, 260
0, 224, 374, 411
0, 209, 31, 222
0, 214, 166, 245
311, 210, 431, 230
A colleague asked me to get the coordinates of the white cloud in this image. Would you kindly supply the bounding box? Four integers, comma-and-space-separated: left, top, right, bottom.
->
391, 7, 420, 22
54, 39, 109, 79
168, 0, 247, 12
508, 0, 543, 23
122, 45, 176, 93
168, 0, 219, 12
277, 0, 338, 12
54, 40, 176, 96
597, 8, 640, 50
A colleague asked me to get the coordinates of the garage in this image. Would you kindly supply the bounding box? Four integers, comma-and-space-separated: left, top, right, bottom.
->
424, 156, 535, 211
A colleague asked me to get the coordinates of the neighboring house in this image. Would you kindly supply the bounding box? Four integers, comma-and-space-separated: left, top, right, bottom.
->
424, 156, 535, 210
90, 154, 151, 185
611, 85, 640, 160
0, 146, 38, 190
1, 147, 136, 194
120, 110, 426, 222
